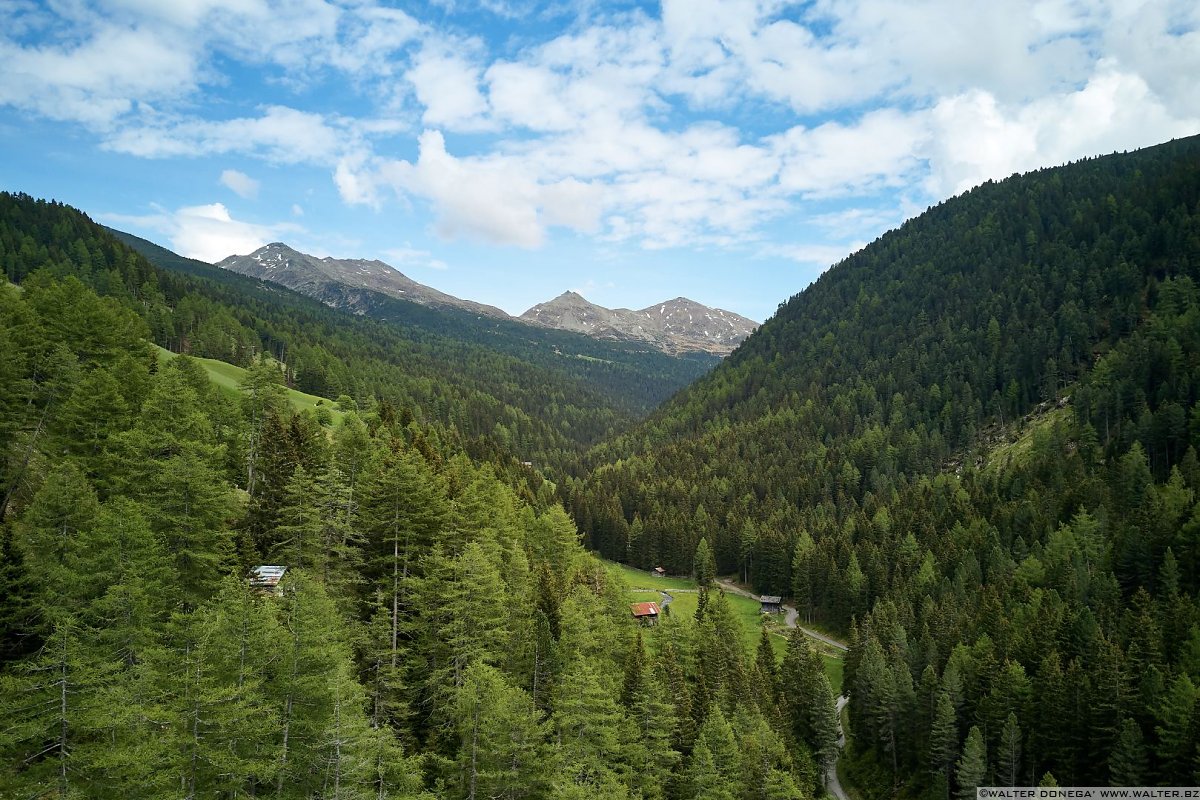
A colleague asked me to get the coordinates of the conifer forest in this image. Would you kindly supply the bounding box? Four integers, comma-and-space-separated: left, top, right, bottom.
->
3, 134, 1200, 799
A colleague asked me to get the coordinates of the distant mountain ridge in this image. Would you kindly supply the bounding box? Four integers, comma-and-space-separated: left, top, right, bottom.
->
217, 243, 509, 319
521, 291, 758, 355
217, 243, 756, 355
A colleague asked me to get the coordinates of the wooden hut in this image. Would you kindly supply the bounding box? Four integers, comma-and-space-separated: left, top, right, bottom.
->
250, 565, 287, 595
630, 601, 660, 626
760, 595, 782, 614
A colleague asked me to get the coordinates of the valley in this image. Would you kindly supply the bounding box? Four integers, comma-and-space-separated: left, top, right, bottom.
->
3, 132, 1200, 799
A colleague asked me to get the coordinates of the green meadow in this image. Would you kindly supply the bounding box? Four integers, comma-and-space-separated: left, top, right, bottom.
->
154, 345, 345, 425
609, 559, 843, 693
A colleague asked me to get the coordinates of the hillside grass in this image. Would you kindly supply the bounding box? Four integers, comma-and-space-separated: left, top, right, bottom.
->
607, 561, 702, 591
607, 558, 843, 693
981, 403, 1073, 474
153, 345, 344, 425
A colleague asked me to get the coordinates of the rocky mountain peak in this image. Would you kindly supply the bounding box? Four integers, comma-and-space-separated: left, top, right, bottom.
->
521, 292, 757, 356
217, 244, 509, 319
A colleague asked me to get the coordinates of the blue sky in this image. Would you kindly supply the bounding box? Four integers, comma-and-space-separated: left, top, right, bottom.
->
1, 1, 1197, 323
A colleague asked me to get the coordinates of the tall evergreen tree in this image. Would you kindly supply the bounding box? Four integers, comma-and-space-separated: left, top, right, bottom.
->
956, 726, 988, 800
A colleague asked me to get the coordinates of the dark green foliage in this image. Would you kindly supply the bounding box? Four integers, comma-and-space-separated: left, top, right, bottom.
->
8, 132, 1200, 797
567, 135, 1200, 794
956, 726, 987, 800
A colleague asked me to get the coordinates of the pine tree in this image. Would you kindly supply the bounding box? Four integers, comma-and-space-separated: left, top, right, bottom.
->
791, 531, 815, 623
929, 690, 958, 790
153, 580, 284, 798
553, 657, 625, 794
1108, 718, 1147, 785
694, 537, 715, 587
619, 630, 645, 710
622, 653, 681, 800
361, 599, 412, 741
997, 712, 1022, 786
239, 354, 290, 498
0, 615, 114, 798
694, 706, 741, 790
754, 625, 779, 712
811, 669, 842, 779
272, 465, 324, 570
735, 707, 806, 800
456, 662, 549, 800
270, 573, 357, 797
779, 625, 820, 745
685, 741, 738, 800
530, 610, 559, 714
360, 442, 449, 687
13, 462, 100, 609
1154, 674, 1197, 783
955, 725, 987, 800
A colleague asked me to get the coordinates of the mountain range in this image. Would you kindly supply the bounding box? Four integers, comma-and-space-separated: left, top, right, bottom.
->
217, 243, 756, 356
520, 291, 758, 355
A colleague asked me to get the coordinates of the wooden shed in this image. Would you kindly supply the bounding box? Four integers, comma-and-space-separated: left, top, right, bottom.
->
760, 595, 782, 614
250, 565, 287, 595
653, 566, 666, 577
630, 601, 660, 626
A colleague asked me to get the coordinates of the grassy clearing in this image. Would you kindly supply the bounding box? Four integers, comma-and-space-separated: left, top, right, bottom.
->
154, 345, 344, 425
607, 558, 844, 693
606, 561, 700, 591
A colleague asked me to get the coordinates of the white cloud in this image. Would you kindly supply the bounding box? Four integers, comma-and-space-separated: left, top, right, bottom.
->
291, 203, 304, 216
926, 65, 1200, 197
406, 44, 491, 130
219, 169, 259, 199
106, 106, 347, 163
767, 241, 867, 270
772, 108, 926, 198
376, 130, 605, 248
102, 202, 303, 263
8, 0, 1200, 267
0, 23, 198, 126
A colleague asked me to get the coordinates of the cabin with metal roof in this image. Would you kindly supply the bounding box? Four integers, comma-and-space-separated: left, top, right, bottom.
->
760, 595, 782, 613
630, 601, 660, 626
250, 565, 287, 595
653, 566, 666, 577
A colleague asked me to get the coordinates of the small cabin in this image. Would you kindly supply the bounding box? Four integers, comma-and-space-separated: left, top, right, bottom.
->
250, 565, 287, 595
760, 595, 782, 614
653, 567, 666, 578
630, 602, 660, 626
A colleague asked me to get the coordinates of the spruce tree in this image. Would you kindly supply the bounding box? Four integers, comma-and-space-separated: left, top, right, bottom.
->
553, 658, 625, 794
1108, 718, 1147, 786
955, 726, 987, 800
694, 537, 715, 587
929, 690, 958, 790
997, 712, 1022, 787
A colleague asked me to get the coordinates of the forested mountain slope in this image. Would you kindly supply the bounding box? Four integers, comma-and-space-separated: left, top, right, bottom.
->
103, 225, 710, 455
0, 193, 836, 798
112, 227, 716, 423
570, 135, 1200, 791
0, 195, 718, 481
